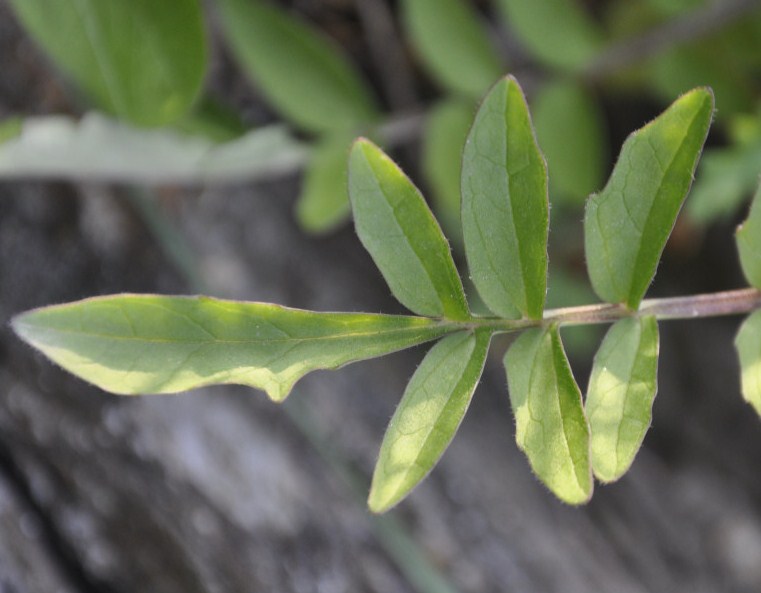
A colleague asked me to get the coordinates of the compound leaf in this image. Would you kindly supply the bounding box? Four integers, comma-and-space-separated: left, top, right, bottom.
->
736, 183, 761, 289
462, 76, 548, 320
586, 316, 659, 482
504, 325, 592, 504
9, 0, 206, 127
585, 88, 714, 310
0, 114, 308, 184
217, 0, 378, 134
401, 0, 502, 98
12, 295, 453, 403
295, 133, 353, 234
494, 0, 603, 72
735, 309, 761, 417
369, 329, 491, 513
349, 139, 470, 320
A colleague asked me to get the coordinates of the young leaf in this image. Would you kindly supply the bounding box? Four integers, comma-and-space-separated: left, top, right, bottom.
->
9, 0, 206, 127
504, 326, 592, 504
585, 88, 714, 310
349, 139, 470, 320
736, 182, 761, 289
12, 295, 454, 402
462, 76, 549, 320
369, 329, 491, 513
532, 80, 606, 203
295, 133, 353, 234
421, 99, 474, 248
0, 114, 308, 184
735, 310, 761, 417
401, 0, 502, 98
494, 0, 603, 72
217, 0, 378, 134
586, 317, 659, 482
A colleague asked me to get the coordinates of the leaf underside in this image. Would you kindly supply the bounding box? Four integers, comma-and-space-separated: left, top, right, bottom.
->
584, 87, 714, 309
0, 114, 308, 184
586, 316, 659, 482
369, 329, 491, 513
12, 295, 452, 402
504, 325, 592, 504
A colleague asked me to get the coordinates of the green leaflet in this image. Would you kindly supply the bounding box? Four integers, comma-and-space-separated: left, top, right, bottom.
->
0, 114, 308, 184
369, 330, 491, 513
494, 0, 603, 72
401, 0, 502, 98
9, 0, 206, 127
421, 99, 475, 249
349, 139, 470, 320
532, 80, 606, 204
586, 317, 660, 482
504, 326, 592, 504
12, 295, 453, 402
295, 133, 353, 234
462, 76, 548, 320
688, 142, 761, 224
217, 0, 378, 134
735, 310, 761, 417
584, 88, 714, 310
736, 183, 761, 289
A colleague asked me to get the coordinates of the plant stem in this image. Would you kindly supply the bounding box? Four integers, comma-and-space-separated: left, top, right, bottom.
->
461, 287, 761, 333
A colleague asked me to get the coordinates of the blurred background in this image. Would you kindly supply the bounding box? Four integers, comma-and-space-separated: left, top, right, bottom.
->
2, 0, 761, 591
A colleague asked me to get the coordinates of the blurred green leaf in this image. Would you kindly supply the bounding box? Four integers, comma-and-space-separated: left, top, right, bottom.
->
736, 183, 761, 289
349, 139, 469, 320
9, 0, 206, 126
217, 0, 378, 134
12, 295, 452, 402
401, 0, 502, 98
646, 15, 761, 117
735, 309, 761, 418
584, 87, 713, 309
369, 329, 491, 513
0, 113, 308, 184
688, 141, 761, 224
505, 325, 592, 504
295, 133, 353, 234
586, 316, 659, 482
532, 80, 606, 203
494, 0, 604, 71
174, 97, 247, 143
462, 76, 548, 320
421, 99, 474, 248
0, 118, 22, 144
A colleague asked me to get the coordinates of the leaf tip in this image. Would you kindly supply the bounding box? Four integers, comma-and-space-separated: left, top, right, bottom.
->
367, 483, 401, 515
10, 309, 38, 345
